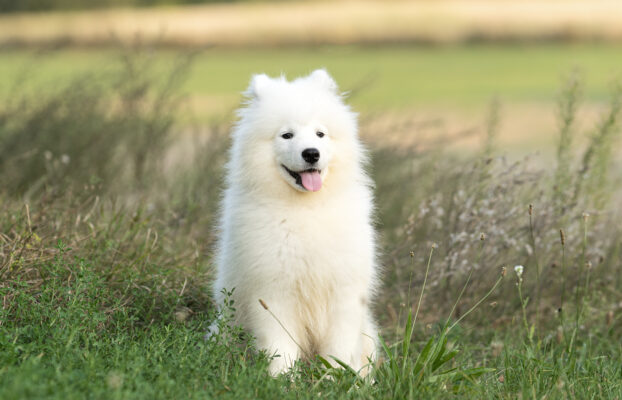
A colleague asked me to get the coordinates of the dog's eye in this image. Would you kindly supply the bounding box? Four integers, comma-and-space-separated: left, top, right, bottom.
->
316, 131, 325, 138
281, 132, 294, 139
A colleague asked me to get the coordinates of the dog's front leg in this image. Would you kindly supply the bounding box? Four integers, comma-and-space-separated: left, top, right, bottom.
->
252, 300, 302, 376
320, 293, 368, 372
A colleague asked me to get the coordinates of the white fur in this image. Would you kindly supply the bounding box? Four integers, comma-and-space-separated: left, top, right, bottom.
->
212, 69, 378, 376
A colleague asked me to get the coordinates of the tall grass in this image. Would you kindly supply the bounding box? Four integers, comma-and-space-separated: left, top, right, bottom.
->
1, 53, 621, 398
0, 51, 192, 198
376, 76, 622, 333
0, 51, 210, 325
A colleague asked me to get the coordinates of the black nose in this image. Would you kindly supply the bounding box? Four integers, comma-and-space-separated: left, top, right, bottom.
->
301, 148, 320, 164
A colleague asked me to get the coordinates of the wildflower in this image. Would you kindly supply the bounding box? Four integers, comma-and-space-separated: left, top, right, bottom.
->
514, 265, 524, 278
61, 154, 70, 164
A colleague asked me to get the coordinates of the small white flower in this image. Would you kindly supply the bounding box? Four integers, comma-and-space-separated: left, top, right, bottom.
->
514, 265, 524, 277
61, 154, 70, 164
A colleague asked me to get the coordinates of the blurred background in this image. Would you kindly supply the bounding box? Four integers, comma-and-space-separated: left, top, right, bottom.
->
1, 0, 621, 153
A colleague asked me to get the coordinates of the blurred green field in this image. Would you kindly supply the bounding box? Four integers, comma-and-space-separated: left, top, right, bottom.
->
2, 43, 621, 152
2, 43, 622, 113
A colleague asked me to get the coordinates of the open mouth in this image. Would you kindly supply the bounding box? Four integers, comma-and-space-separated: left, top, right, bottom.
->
281, 165, 323, 192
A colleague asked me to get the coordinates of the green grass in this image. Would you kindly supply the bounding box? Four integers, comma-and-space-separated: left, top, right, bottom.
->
2, 242, 621, 399
1, 43, 622, 116
1, 49, 622, 398
2, 240, 621, 399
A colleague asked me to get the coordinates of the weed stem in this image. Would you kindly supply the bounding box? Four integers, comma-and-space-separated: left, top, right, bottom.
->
449, 274, 503, 332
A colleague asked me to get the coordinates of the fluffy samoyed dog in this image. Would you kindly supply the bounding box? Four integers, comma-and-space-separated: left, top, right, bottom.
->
212, 69, 378, 376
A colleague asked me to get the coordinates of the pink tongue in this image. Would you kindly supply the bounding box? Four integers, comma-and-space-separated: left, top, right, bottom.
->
300, 170, 322, 192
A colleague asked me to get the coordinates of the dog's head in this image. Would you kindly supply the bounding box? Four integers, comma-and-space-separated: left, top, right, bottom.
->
230, 69, 359, 195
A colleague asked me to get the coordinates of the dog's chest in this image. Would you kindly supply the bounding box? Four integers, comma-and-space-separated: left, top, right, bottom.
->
245, 200, 369, 275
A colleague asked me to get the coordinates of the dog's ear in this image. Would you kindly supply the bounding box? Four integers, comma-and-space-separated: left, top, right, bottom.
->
308, 69, 338, 93
247, 73, 271, 100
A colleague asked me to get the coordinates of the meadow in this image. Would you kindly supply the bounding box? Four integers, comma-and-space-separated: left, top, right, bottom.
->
2, 43, 622, 152
1, 45, 622, 398
3, 44, 622, 109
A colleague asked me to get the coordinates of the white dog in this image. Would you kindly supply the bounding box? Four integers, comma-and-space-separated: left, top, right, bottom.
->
212, 69, 378, 376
